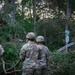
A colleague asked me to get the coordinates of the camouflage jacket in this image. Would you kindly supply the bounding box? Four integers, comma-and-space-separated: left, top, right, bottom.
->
20, 41, 39, 69
37, 44, 50, 68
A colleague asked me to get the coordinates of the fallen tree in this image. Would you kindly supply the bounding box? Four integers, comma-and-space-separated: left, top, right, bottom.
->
58, 42, 75, 51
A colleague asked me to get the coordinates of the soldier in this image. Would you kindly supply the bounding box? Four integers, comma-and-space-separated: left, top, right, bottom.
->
20, 32, 39, 75
0, 44, 4, 57
36, 36, 50, 75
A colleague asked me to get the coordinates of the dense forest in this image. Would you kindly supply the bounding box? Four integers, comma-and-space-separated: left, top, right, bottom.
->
0, 0, 75, 75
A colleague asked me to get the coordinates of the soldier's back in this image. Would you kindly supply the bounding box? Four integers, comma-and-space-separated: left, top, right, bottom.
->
22, 41, 38, 69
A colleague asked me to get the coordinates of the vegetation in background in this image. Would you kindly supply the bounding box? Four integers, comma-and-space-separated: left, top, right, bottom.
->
0, 0, 75, 75
47, 51, 75, 75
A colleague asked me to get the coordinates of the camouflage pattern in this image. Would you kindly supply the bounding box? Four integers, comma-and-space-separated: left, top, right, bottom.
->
37, 44, 50, 75
20, 41, 39, 75
0, 44, 4, 57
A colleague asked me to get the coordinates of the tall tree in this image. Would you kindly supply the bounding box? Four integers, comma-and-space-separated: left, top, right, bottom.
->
10, 0, 15, 27
33, 0, 36, 33
66, 0, 70, 30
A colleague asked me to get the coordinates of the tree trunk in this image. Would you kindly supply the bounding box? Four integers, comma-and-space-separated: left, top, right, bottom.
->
66, 0, 70, 30
10, 0, 15, 27
33, 0, 36, 33
30, 0, 32, 22
58, 42, 75, 51
22, 4, 24, 26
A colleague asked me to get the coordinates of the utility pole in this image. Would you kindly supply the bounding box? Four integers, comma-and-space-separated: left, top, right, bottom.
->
65, 0, 70, 53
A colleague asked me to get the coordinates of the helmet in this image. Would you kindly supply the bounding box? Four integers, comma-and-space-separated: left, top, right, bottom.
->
36, 36, 45, 42
26, 32, 36, 39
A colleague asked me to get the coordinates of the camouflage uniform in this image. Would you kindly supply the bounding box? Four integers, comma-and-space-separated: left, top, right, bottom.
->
0, 44, 4, 57
20, 32, 39, 75
36, 36, 50, 75
37, 44, 50, 75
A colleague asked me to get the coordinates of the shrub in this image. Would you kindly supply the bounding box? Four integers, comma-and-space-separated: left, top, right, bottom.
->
47, 51, 75, 75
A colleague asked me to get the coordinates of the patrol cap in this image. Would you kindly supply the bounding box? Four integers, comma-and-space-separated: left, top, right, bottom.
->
26, 32, 36, 39
36, 36, 45, 42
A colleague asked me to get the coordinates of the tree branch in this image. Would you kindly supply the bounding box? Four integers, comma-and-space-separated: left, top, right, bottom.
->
1, 58, 21, 74
7, 59, 21, 71
58, 42, 75, 51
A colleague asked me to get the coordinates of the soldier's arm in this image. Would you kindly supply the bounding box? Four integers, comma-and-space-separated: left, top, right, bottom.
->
20, 45, 26, 61
46, 48, 51, 66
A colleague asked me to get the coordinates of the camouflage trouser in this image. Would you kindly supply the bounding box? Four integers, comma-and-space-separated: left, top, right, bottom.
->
22, 68, 41, 75
33, 68, 47, 75
33, 69, 41, 75
22, 68, 33, 75
41, 68, 47, 75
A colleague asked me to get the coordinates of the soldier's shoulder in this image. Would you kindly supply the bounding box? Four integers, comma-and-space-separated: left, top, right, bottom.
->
34, 43, 37, 46
37, 44, 43, 49
43, 45, 50, 53
43, 45, 49, 50
21, 43, 28, 49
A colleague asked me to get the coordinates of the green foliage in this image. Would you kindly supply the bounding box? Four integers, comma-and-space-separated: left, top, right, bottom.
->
3, 43, 19, 60
37, 18, 75, 51
0, 24, 10, 42
70, 0, 75, 12
37, 18, 66, 51
1, 0, 75, 75
21, 0, 29, 5
47, 52, 75, 75
0, 17, 34, 42
0, 42, 22, 75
